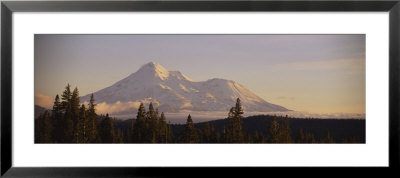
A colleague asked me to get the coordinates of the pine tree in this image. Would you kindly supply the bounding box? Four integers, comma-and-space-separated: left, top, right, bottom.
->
234, 98, 244, 116
87, 94, 98, 143
100, 114, 114, 143
52, 94, 63, 143
52, 94, 62, 119
61, 84, 72, 111
267, 116, 280, 143
159, 112, 168, 143
225, 108, 234, 143
134, 103, 147, 143
147, 103, 159, 143
137, 103, 146, 120
233, 98, 244, 142
61, 84, 74, 143
71, 88, 82, 143
225, 98, 244, 143
179, 114, 200, 143
148, 103, 156, 119
70, 88, 81, 119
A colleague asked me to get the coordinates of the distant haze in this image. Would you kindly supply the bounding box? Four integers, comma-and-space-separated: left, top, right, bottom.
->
35, 34, 365, 116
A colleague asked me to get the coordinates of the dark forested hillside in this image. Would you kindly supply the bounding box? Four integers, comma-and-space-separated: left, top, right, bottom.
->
113, 115, 365, 143
168, 115, 365, 143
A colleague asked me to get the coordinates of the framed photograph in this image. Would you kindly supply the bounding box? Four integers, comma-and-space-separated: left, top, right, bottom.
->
1, 0, 399, 176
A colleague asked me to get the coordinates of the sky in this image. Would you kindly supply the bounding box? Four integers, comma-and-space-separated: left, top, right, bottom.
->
35, 34, 365, 114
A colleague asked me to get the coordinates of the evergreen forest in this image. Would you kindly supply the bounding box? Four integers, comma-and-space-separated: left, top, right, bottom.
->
35, 84, 365, 144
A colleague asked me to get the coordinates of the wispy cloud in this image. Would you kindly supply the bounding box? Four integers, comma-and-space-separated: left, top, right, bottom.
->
82, 101, 141, 115
35, 93, 54, 109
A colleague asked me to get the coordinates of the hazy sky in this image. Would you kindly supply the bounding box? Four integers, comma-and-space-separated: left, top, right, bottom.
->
35, 34, 365, 114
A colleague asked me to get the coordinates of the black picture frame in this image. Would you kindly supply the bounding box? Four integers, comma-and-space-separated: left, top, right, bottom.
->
1, 0, 399, 177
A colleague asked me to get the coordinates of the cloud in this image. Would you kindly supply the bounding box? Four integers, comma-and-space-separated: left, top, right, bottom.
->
35, 93, 54, 109
84, 101, 141, 115
274, 58, 365, 74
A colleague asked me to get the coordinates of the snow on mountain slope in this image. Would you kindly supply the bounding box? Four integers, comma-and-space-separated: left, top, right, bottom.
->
80, 62, 289, 114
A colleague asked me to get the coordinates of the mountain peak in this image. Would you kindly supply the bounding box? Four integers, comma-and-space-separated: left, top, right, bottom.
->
135, 62, 194, 82
145, 61, 161, 67
137, 61, 170, 80
140, 61, 166, 71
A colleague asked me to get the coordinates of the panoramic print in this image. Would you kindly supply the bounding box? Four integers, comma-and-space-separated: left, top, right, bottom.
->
34, 34, 365, 143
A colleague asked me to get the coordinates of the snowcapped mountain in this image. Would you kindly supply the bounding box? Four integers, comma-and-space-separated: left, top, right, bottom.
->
80, 62, 289, 114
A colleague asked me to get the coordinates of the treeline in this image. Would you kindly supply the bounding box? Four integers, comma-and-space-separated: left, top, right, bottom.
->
35, 84, 101, 143
34, 84, 174, 143
168, 115, 365, 143
35, 84, 363, 144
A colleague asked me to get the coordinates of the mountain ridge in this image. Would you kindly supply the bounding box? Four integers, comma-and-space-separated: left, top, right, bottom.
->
80, 62, 289, 113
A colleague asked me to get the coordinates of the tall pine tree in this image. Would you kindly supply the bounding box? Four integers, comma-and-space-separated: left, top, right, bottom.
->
87, 94, 98, 143
147, 103, 159, 143
225, 98, 244, 143
158, 112, 169, 143
134, 103, 147, 143
61, 84, 74, 143
71, 88, 82, 143
52, 94, 63, 143
179, 114, 200, 143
